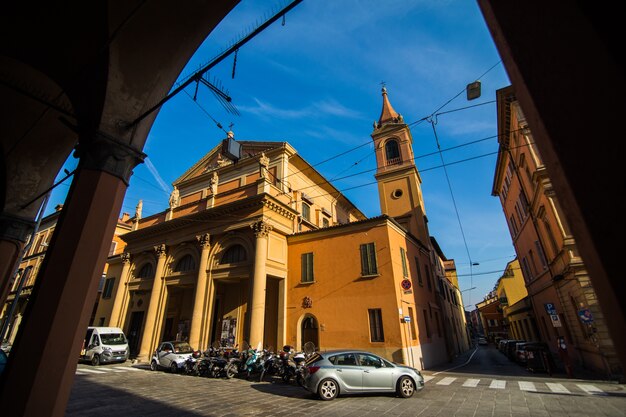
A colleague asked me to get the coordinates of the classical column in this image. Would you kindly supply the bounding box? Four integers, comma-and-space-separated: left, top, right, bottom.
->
0, 132, 145, 416
249, 220, 272, 349
108, 252, 131, 328
189, 233, 211, 350
137, 244, 168, 361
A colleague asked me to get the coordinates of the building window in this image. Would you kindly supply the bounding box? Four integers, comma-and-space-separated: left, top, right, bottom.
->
423, 309, 431, 338
301, 252, 314, 283
302, 203, 311, 222
98, 317, 105, 326
400, 247, 408, 277
425, 265, 432, 291
408, 307, 417, 340
102, 278, 115, 299
108, 241, 118, 257
360, 243, 378, 276
509, 215, 519, 237
137, 263, 154, 279
414, 257, 423, 286
488, 319, 496, 327
368, 309, 384, 342
521, 257, 532, 282
175, 254, 195, 272
220, 244, 246, 264
535, 241, 548, 269
322, 217, 329, 228
435, 311, 442, 336
385, 139, 400, 164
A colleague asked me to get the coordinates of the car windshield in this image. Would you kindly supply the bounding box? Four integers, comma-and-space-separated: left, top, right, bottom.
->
99, 333, 127, 345
172, 342, 193, 353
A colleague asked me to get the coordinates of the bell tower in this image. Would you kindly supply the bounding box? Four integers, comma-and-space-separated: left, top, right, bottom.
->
372, 86, 429, 243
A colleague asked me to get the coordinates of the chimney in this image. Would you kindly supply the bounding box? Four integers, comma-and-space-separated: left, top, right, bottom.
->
121, 212, 130, 222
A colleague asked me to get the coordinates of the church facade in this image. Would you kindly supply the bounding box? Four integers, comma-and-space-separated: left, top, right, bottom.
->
95, 89, 467, 369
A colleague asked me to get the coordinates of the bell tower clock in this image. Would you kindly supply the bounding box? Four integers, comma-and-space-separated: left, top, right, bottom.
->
371, 86, 430, 244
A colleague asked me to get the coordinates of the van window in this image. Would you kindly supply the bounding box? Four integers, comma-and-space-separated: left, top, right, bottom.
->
99, 333, 127, 345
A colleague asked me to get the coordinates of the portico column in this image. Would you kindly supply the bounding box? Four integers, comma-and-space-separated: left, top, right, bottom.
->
109, 252, 131, 328
189, 233, 211, 350
0, 132, 145, 417
249, 220, 272, 349
137, 244, 167, 361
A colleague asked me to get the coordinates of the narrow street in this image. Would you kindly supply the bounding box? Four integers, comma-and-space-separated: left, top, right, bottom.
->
66, 345, 625, 416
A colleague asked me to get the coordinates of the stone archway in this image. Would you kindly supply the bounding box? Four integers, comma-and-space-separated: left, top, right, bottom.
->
297, 313, 319, 351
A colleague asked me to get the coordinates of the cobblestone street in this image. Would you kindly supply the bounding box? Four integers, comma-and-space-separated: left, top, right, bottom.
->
67, 360, 626, 417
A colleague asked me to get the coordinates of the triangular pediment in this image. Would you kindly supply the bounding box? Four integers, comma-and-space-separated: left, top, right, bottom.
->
173, 140, 285, 187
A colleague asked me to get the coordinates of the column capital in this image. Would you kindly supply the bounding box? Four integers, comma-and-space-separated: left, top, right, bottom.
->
154, 244, 167, 258
0, 213, 36, 244
196, 233, 211, 249
121, 252, 131, 264
251, 220, 272, 238
75, 131, 146, 185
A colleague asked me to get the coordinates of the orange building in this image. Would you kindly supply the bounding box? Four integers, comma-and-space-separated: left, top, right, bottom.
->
492, 86, 622, 377
92, 88, 464, 369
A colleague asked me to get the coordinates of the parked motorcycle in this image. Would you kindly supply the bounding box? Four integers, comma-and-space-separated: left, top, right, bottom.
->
183, 350, 202, 376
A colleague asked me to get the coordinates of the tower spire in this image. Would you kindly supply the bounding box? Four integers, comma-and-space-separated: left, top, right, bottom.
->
377, 86, 403, 126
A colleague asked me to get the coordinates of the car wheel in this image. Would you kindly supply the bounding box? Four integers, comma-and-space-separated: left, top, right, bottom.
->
397, 376, 415, 398
318, 378, 339, 401
91, 354, 100, 366
150, 360, 158, 371
170, 362, 178, 374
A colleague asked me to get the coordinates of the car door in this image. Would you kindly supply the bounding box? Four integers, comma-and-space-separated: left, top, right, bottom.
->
157, 343, 174, 367
357, 353, 393, 391
330, 353, 363, 391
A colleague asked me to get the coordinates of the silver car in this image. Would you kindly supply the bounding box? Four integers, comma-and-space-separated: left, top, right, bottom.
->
302, 350, 424, 400
150, 341, 195, 373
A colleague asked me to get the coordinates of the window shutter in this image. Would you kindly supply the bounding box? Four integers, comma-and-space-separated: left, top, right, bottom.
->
360, 244, 368, 275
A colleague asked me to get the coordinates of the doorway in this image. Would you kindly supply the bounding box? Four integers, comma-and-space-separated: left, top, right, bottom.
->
127, 311, 144, 357
301, 315, 319, 350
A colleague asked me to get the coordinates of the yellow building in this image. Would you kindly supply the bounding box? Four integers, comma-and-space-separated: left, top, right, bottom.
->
95, 88, 465, 369
495, 259, 538, 341
0, 205, 132, 344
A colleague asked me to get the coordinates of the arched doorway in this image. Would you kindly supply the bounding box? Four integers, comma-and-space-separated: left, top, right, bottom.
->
300, 314, 319, 351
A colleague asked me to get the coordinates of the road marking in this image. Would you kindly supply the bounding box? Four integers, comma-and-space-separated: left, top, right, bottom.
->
432, 345, 479, 375
75, 371, 89, 375
423, 375, 435, 383
76, 368, 106, 374
112, 366, 141, 371
436, 377, 456, 385
489, 380, 506, 389
546, 382, 570, 394
518, 381, 537, 392
576, 384, 606, 395
462, 378, 480, 387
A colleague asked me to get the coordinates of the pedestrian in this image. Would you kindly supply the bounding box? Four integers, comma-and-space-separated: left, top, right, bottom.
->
557, 336, 573, 378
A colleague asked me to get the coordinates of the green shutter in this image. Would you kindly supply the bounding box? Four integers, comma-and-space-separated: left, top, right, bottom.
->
360, 244, 368, 275
368, 243, 377, 274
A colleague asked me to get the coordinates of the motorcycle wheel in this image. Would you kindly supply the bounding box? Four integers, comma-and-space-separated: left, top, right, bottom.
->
259, 368, 266, 382
226, 365, 236, 379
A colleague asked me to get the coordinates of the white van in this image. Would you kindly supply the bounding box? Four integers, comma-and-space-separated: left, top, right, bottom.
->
80, 327, 129, 366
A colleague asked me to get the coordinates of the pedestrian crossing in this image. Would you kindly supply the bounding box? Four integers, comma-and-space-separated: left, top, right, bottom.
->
74, 366, 613, 397
75, 365, 145, 375
422, 375, 610, 396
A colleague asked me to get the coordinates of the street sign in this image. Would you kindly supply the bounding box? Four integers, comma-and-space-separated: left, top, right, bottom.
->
401, 279, 412, 291
403, 316, 411, 322
550, 314, 562, 327
544, 303, 557, 315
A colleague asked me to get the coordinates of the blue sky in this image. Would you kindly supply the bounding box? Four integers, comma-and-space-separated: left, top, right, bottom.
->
49, 0, 514, 310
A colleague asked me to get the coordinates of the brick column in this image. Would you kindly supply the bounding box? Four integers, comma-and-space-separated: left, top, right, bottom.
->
0, 132, 144, 416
